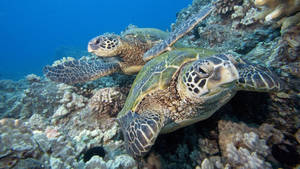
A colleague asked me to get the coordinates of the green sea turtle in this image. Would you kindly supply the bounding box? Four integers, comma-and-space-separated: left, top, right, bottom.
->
43, 27, 168, 84
117, 48, 285, 158
43, 3, 214, 84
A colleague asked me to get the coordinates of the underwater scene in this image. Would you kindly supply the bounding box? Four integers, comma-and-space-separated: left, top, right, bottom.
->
0, 0, 300, 168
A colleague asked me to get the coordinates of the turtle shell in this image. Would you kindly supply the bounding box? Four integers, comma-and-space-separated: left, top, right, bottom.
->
122, 27, 169, 43
118, 48, 215, 118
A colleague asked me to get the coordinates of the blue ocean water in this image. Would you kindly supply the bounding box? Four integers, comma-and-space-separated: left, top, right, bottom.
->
0, 0, 191, 80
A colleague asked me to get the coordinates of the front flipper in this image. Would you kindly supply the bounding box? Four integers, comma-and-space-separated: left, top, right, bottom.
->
236, 62, 286, 92
143, 3, 215, 61
118, 111, 163, 158
43, 59, 120, 84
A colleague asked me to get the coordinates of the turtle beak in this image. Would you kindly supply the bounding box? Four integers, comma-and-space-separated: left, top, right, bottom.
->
88, 44, 97, 52
88, 41, 98, 52
220, 81, 236, 88
88, 36, 102, 52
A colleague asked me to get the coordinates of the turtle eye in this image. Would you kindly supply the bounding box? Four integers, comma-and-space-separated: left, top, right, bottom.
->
196, 67, 210, 78
95, 38, 100, 44
198, 67, 207, 74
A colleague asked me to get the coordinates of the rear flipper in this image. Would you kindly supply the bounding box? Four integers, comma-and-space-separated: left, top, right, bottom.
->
236, 62, 287, 92
118, 111, 163, 158
43, 59, 120, 84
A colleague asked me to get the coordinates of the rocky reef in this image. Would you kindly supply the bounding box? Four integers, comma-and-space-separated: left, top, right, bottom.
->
0, 0, 299, 169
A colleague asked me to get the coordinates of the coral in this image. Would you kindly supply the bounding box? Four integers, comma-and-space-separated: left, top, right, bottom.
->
0, 80, 27, 118
239, 7, 260, 26
280, 12, 300, 31
255, 0, 300, 31
0, 0, 299, 168
27, 114, 47, 131
44, 126, 61, 139
199, 158, 214, 169
52, 56, 76, 66
0, 77, 63, 119
144, 153, 162, 169
85, 156, 107, 169
215, 0, 243, 15
88, 87, 128, 117
255, 0, 300, 21
198, 136, 219, 156
57, 84, 88, 112
0, 73, 131, 168
0, 118, 42, 168
225, 143, 271, 169
243, 17, 299, 92
281, 25, 300, 61
258, 123, 284, 144
85, 154, 136, 169
12, 158, 46, 169
26, 74, 41, 83
32, 132, 51, 153
214, 0, 263, 29
218, 120, 272, 169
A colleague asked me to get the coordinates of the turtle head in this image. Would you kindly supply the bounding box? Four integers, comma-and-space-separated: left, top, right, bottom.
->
88, 34, 122, 57
178, 54, 239, 103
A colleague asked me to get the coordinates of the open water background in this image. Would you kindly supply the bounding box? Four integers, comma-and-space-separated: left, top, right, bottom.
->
0, 0, 191, 80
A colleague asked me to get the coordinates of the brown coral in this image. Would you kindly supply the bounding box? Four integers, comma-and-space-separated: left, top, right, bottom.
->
255, 0, 300, 31
215, 0, 243, 15
255, 0, 300, 21
218, 120, 272, 168
88, 87, 128, 117
282, 25, 300, 59
275, 25, 300, 77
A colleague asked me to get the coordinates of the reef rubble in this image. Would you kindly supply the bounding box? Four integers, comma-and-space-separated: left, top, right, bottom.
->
0, 0, 299, 168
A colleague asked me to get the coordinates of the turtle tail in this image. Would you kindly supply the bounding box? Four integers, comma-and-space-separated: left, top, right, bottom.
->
236, 62, 287, 92
118, 111, 163, 158
43, 59, 120, 84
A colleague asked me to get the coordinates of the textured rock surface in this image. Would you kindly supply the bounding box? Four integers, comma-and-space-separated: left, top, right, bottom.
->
0, 119, 43, 169
254, 0, 300, 31
218, 120, 272, 168
0, 0, 299, 168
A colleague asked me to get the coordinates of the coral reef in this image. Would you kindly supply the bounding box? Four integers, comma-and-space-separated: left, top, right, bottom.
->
1, 0, 300, 168
254, 0, 300, 31
215, 0, 243, 15
218, 120, 272, 168
88, 87, 128, 117
0, 72, 132, 168
0, 76, 61, 119
255, 0, 300, 20
0, 118, 44, 169
85, 155, 136, 169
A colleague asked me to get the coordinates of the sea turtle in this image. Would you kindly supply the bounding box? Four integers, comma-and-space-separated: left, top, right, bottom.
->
42, 3, 215, 84
117, 48, 285, 158
43, 27, 168, 84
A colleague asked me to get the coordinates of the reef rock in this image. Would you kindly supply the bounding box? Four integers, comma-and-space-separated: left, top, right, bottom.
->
254, 0, 300, 31
218, 120, 272, 169
0, 0, 300, 168
0, 118, 43, 169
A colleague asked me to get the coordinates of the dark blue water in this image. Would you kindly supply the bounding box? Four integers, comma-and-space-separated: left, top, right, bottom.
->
0, 0, 191, 80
